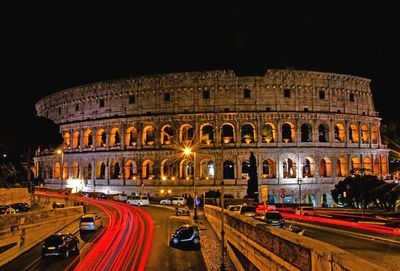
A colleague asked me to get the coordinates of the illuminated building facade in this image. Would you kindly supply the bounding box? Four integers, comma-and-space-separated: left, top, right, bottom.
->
34, 69, 389, 206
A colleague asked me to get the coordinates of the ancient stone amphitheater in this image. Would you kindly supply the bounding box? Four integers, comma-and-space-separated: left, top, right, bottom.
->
34, 69, 389, 206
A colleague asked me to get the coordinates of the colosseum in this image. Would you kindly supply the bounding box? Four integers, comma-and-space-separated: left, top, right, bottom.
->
34, 69, 389, 207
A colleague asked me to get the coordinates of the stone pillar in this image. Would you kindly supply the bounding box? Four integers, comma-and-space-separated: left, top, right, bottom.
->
105, 157, 110, 185
121, 124, 126, 149
80, 128, 84, 151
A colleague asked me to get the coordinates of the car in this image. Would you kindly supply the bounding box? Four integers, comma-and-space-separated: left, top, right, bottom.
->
264, 211, 285, 228
227, 204, 256, 217
80, 213, 103, 232
0, 205, 17, 215
160, 196, 187, 206
52, 202, 65, 208
127, 195, 150, 206
170, 224, 200, 247
227, 205, 242, 212
118, 193, 128, 202
11, 202, 31, 212
295, 206, 314, 216
41, 233, 79, 258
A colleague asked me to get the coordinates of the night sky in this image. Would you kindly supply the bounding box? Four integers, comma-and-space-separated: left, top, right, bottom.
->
2, 2, 398, 139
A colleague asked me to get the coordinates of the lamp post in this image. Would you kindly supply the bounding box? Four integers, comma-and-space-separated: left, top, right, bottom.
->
220, 180, 225, 271
56, 149, 64, 191
184, 147, 198, 220
297, 177, 303, 215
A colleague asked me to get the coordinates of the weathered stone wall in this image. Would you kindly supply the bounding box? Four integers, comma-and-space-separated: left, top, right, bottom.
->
0, 188, 31, 205
205, 205, 384, 271
0, 206, 83, 267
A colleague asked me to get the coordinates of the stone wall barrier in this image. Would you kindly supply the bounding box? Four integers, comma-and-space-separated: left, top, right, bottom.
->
204, 205, 385, 271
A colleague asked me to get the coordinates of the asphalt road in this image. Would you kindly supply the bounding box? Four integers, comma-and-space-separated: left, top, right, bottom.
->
144, 205, 206, 271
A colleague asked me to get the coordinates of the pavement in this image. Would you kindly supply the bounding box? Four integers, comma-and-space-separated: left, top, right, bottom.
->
191, 207, 236, 271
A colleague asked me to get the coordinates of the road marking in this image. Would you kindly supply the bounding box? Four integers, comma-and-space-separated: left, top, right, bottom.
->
288, 220, 400, 245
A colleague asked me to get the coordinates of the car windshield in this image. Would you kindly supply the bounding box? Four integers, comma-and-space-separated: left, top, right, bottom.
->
44, 235, 63, 245
81, 217, 95, 222
265, 212, 283, 220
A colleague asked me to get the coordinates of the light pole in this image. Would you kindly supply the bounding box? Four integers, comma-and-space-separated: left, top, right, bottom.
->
297, 177, 302, 215
184, 147, 198, 220
56, 149, 64, 191
220, 180, 225, 271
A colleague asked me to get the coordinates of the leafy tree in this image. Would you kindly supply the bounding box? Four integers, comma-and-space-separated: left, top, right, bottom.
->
246, 152, 259, 200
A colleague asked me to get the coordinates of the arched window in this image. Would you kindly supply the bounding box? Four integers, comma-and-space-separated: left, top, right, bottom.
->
282, 123, 294, 143
349, 124, 359, 143
318, 124, 329, 142
223, 160, 235, 179
361, 124, 369, 143
64, 132, 71, 148
161, 125, 174, 144
261, 123, 275, 143
110, 161, 121, 179
72, 162, 79, 179
373, 157, 380, 175
201, 125, 214, 144
221, 124, 234, 144
62, 162, 68, 179
336, 158, 347, 177
334, 124, 345, 143
73, 131, 80, 149
142, 160, 154, 179
87, 163, 92, 179
54, 162, 61, 178
241, 161, 250, 178
97, 162, 106, 179
97, 129, 107, 147
207, 161, 215, 179
363, 157, 372, 174
301, 123, 312, 142
126, 127, 138, 146
143, 126, 155, 146
180, 124, 193, 144
303, 159, 311, 177
241, 124, 255, 143
125, 160, 137, 179
371, 126, 378, 144
84, 129, 93, 148
351, 157, 360, 171
319, 159, 327, 177
283, 158, 295, 178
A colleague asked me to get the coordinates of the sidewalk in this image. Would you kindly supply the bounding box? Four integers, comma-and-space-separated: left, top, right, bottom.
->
191, 208, 236, 271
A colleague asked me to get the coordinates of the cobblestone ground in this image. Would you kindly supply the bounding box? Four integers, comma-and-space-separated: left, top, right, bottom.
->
193, 210, 236, 271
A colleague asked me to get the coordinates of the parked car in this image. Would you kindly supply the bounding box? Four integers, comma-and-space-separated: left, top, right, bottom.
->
160, 196, 187, 206
11, 202, 31, 212
0, 205, 16, 215
170, 224, 200, 247
118, 193, 128, 202
264, 211, 285, 228
227, 205, 242, 212
42, 233, 79, 258
127, 195, 150, 206
80, 213, 103, 232
227, 204, 256, 217
295, 206, 314, 216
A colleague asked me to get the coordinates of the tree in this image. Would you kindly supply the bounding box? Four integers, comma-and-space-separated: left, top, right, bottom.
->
246, 152, 259, 200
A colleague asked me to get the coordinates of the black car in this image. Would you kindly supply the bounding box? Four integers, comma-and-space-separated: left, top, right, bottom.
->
11, 202, 31, 212
42, 233, 79, 258
264, 211, 285, 228
170, 224, 200, 247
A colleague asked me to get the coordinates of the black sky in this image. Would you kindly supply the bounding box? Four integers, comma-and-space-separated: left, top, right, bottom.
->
2, 2, 398, 138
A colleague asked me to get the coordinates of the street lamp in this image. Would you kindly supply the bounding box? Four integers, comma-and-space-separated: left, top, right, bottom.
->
56, 148, 64, 191
184, 147, 198, 220
220, 180, 225, 271
297, 177, 303, 215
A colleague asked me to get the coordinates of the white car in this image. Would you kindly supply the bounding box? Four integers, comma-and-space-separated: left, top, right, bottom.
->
80, 213, 103, 232
295, 206, 314, 216
160, 197, 186, 206
127, 195, 150, 206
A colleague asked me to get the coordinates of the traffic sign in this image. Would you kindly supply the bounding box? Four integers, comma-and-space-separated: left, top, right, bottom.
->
280, 188, 286, 195
195, 198, 201, 205
261, 185, 268, 202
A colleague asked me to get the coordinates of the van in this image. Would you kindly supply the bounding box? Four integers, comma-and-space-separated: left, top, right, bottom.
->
80, 213, 103, 232
127, 195, 150, 206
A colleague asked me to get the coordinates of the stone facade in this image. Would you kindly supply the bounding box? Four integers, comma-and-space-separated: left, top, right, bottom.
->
34, 69, 389, 206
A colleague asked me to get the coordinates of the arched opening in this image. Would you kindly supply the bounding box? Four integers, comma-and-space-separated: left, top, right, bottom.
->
179, 159, 192, 179
200, 124, 214, 144
371, 126, 378, 144
373, 157, 380, 175
161, 125, 174, 145
319, 158, 332, 177
126, 127, 138, 146
221, 124, 235, 144
282, 122, 294, 143
54, 162, 61, 178
72, 161, 79, 179
363, 156, 372, 175
110, 160, 121, 179
349, 123, 359, 143
97, 129, 107, 147
83, 129, 93, 148
351, 157, 361, 171
125, 160, 137, 179
381, 156, 388, 175
241, 160, 250, 178
336, 157, 347, 177
200, 159, 215, 179
96, 161, 106, 179
262, 159, 276, 178
179, 124, 193, 145
142, 160, 154, 179
223, 160, 235, 179
73, 131, 80, 149
361, 124, 369, 143
334, 123, 345, 143
110, 128, 121, 147
318, 123, 329, 142
143, 126, 155, 146
87, 163, 92, 179
62, 162, 68, 180
302, 158, 314, 177
283, 158, 296, 178
241, 124, 255, 143
261, 123, 276, 143
301, 123, 312, 142
64, 132, 71, 148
